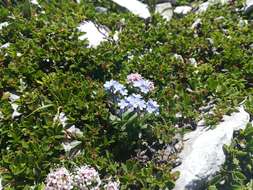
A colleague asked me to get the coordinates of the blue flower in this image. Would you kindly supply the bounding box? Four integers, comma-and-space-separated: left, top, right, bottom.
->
118, 94, 146, 113
104, 80, 128, 96
118, 98, 129, 110
132, 79, 154, 94
146, 99, 159, 115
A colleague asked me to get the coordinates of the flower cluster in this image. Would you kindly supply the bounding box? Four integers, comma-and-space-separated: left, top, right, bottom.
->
72, 165, 101, 190
104, 80, 127, 96
104, 73, 159, 115
127, 73, 154, 94
104, 180, 120, 190
45, 166, 119, 190
45, 167, 73, 190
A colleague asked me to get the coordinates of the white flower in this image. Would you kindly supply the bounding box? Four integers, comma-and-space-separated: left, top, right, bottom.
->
72, 165, 101, 190
45, 167, 73, 190
104, 181, 120, 190
54, 112, 68, 127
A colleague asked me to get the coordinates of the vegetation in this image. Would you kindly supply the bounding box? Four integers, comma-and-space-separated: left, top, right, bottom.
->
208, 124, 253, 190
0, 0, 252, 189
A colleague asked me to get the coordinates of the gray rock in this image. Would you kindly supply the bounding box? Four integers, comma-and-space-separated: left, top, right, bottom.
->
156, 2, 173, 21
173, 54, 184, 62
209, 0, 230, 4
196, 2, 210, 13
77, 21, 110, 48
95, 6, 108, 13
156, 0, 176, 5
245, 0, 253, 14
189, 58, 197, 67
191, 18, 202, 29
111, 0, 150, 19
197, 0, 230, 14
173, 106, 250, 190
0, 22, 9, 30
0, 42, 10, 49
174, 6, 192, 15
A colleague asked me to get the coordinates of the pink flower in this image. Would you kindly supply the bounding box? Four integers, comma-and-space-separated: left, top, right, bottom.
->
127, 73, 143, 83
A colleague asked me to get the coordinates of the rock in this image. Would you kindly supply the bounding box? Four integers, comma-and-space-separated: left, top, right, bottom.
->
0, 43, 10, 49
156, 0, 175, 4
77, 21, 109, 48
174, 6, 192, 15
95, 6, 108, 13
191, 18, 202, 29
209, 0, 230, 4
0, 111, 3, 121
245, 0, 253, 14
189, 58, 197, 67
196, 2, 210, 13
173, 54, 184, 62
62, 140, 82, 153
30, 0, 41, 8
238, 19, 248, 28
111, 0, 150, 19
8, 92, 22, 119
155, 2, 173, 21
66, 125, 83, 138
0, 177, 2, 190
173, 106, 250, 190
30, 0, 39, 5
197, 0, 230, 13
0, 22, 9, 30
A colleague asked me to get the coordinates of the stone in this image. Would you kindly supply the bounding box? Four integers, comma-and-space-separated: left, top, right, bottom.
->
0, 22, 9, 30
95, 6, 108, 13
0, 43, 10, 49
173, 54, 184, 62
189, 58, 197, 67
245, 0, 253, 14
191, 18, 202, 29
77, 21, 109, 48
156, 0, 177, 5
156, 0, 174, 3
30, 0, 39, 5
155, 2, 173, 21
173, 106, 250, 190
197, 0, 230, 13
174, 6, 192, 15
196, 2, 210, 13
209, 0, 230, 4
66, 125, 83, 138
62, 140, 82, 153
8, 92, 22, 119
238, 19, 248, 28
111, 0, 150, 19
